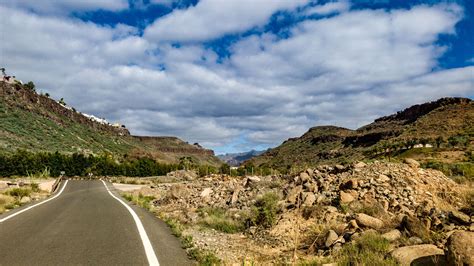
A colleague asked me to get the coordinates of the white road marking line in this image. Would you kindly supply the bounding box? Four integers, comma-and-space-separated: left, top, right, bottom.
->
101, 180, 160, 266
0, 180, 69, 223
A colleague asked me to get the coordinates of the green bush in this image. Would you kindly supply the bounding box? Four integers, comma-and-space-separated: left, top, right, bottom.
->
6, 188, 31, 200
199, 207, 244, 233
337, 232, 398, 266
249, 192, 280, 228
30, 182, 40, 192
188, 248, 221, 266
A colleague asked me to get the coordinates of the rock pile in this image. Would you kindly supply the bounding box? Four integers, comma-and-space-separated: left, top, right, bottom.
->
131, 160, 473, 264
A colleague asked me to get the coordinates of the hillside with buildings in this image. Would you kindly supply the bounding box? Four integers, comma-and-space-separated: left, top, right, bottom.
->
0, 74, 221, 166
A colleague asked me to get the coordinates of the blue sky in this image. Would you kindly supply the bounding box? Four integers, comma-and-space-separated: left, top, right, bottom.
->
1, 0, 473, 154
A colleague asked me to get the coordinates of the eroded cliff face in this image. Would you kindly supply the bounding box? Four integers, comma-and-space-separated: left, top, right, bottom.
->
248, 97, 473, 169
133, 136, 215, 156
0, 82, 221, 165
1, 82, 129, 136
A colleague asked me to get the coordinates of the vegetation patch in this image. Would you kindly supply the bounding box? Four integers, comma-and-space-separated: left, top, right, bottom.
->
121, 192, 155, 211
336, 232, 398, 266
198, 207, 244, 233
248, 192, 280, 228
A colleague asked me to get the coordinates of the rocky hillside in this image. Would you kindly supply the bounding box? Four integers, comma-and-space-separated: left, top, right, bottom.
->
119, 160, 474, 264
247, 97, 474, 172
0, 81, 221, 166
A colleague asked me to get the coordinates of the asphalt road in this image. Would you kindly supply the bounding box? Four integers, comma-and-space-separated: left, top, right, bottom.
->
0, 180, 192, 266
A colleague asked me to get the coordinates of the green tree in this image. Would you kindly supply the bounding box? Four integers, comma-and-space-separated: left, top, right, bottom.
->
24, 81, 35, 92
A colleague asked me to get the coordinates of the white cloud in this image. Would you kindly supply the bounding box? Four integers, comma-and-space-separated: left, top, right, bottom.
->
305, 1, 351, 16
0, 3, 471, 152
144, 0, 309, 42
1, 0, 129, 14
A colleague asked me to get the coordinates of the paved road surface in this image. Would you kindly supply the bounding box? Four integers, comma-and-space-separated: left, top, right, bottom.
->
0, 180, 192, 266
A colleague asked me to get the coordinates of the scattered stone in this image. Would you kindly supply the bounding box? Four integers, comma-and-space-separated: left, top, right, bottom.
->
299, 172, 310, 183
302, 192, 316, 206
230, 187, 241, 205
339, 179, 358, 190
404, 158, 420, 168
391, 244, 444, 266
377, 174, 390, 182
200, 188, 212, 198
353, 161, 367, 169
247, 176, 261, 183
20, 196, 31, 204
340, 191, 355, 203
445, 231, 474, 266
325, 230, 338, 247
355, 213, 384, 229
450, 210, 471, 225
382, 229, 401, 242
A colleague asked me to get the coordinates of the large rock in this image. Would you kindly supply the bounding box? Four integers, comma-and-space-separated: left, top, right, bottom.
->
340, 191, 355, 203
353, 161, 367, 169
200, 188, 213, 198
170, 184, 187, 199
302, 192, 316, 206
445, 231, 474, 266
339, 179, 358, 190
299, 172, 311, 183
450, 210, 471, 225
355, 213, 384, 229
382, 229, 401, 242
286, 185, 303, 205
391, 244, 445, 266
325, 230, 338, 247
404, 158, 420, 168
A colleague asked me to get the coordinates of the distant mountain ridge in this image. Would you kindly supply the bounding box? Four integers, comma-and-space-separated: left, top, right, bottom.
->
247, 97, 473, 171
0, 81, 221, 166
218, 150, 266, 166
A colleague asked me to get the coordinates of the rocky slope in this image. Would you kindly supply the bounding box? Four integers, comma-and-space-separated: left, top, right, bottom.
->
120, 160, 473, 264
247, 97, 473, 172
0, 81, 220, 165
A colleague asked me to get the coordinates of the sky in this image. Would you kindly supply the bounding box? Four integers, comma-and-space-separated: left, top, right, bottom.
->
0, 0, 473, 155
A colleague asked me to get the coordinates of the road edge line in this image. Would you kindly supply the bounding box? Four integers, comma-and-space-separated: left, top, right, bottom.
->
0, 180, 69, 223
101, 180, 160, 266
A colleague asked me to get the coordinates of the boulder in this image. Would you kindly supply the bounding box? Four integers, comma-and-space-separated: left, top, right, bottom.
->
340, 191, 355, 203
325, 230, 338, 247
355, 213, 384, 229
377, 174, 390, 183
404, 158, 420, 168
20, 196, 31, 204
304, 182, 318, 192
299, 172, 311, 183
286, 185, 303, 205
230, 187, 241, 205
382, 229, 401, 242
353, 161, 367, 169
445, 231, 474, 266
391, 244, 444, 266
339, 179, 358, 190
247, 176, 261, 183
450, 210, 471, 225
200, 188, 213, 198
170, 184, 187, 199
302, 192, 316, 206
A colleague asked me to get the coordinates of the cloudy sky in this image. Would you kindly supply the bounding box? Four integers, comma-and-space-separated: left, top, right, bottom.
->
1, 0, 473, 154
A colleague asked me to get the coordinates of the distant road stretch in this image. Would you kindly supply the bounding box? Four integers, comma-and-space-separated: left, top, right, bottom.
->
0, 180, 191, 266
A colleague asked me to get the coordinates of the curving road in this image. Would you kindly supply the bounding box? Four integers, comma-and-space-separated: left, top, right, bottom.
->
0, 180, 191, 266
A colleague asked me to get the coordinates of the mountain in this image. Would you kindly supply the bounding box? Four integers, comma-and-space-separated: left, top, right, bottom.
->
0, 81, 221, 166
217, 150, 266, 166
247, 97, 473, 171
